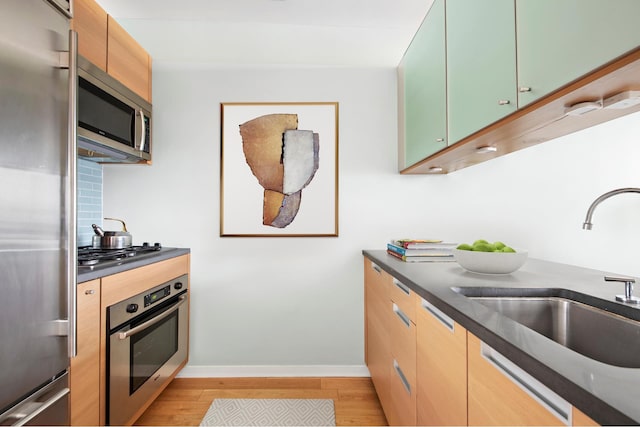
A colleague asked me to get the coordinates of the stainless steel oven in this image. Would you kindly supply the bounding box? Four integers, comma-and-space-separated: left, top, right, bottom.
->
107, 274, 189, 426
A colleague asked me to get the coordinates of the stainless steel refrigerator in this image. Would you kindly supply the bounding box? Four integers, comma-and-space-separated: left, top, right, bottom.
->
0, 0, 76, 425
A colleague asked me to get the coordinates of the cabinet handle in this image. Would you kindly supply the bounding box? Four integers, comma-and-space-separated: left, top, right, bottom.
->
498, 99, 511, 105
393, 279, 411, 296
519, 86, 532, 93
393, 360, 411, 395
421, 298, 454, 332
85, 289, 95, 295
436, 138, 445, 142
393, 303, 411, 328
480, 341, 571, 425
371, 262, 382, 274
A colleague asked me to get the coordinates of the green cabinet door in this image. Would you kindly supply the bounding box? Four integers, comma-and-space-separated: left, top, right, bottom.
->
446, 0, 517, 145
401, 0, 446, 168
517, 0, 640, 107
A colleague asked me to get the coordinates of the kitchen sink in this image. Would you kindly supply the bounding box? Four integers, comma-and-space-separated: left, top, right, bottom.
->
453, 287, 640, 368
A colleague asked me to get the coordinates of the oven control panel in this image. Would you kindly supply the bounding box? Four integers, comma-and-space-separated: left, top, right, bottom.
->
108, 273, 188, 330
144, 285, 170, 307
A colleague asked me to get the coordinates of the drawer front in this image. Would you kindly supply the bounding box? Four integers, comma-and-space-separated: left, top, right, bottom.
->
468, 333, 570, 426
388, 358, 417, 426
364, 259, 391, 302
388, 276, 416, 323
416, 297, 467, 426
389, 301, 416, 382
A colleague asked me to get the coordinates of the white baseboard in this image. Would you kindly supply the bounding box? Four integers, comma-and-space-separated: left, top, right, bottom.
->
177, 364, 371, 378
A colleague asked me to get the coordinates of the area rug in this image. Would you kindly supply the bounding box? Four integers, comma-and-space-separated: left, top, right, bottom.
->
200, 398, 336, 426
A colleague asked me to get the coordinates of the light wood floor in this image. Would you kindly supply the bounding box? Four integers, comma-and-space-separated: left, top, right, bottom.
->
134, 377, 388, 426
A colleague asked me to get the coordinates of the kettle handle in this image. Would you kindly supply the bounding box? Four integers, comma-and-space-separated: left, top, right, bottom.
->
104, 217, 128, 232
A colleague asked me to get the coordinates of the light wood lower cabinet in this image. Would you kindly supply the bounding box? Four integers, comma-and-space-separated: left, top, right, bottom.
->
70, 279, 101, 426
364, 259, 417, 426
468, 333, 570, 426
363, 256, 603, 427
573, 407, 599, 426
387, 299, 416, 426
71, 254, 190, 426
416, 297, 467, 426
364, 260, 391, 419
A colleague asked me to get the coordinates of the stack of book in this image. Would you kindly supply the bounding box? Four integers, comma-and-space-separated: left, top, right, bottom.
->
387, 239, 458, 262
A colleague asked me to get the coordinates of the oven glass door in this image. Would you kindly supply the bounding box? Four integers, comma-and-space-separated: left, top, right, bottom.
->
130, 308, 179, 393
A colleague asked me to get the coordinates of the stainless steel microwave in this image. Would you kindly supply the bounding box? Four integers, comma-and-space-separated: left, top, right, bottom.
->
77, 56, 151, 163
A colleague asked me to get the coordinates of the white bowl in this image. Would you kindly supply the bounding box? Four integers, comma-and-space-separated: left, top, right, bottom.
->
452, 248, 528, 275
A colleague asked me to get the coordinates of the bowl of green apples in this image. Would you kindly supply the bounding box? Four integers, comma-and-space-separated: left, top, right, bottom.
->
453, 240, 527, 274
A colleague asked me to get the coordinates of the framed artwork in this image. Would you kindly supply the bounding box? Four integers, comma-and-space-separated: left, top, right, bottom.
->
220, 102, 339, 237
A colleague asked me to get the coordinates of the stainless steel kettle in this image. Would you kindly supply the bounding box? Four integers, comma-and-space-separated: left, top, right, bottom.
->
92, 218, 132, 249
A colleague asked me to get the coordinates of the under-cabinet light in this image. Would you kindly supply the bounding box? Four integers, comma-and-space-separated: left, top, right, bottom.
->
428, 166, 443, 173
564, 101, 602, 116
603, 91, 640, 110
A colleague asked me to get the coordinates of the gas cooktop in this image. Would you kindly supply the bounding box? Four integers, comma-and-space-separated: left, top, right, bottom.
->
78, 243, 163, 269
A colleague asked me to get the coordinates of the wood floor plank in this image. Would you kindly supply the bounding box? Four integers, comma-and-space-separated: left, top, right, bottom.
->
322, 377, 374, 390
133, 377, 388, 427
169, 377, 322, 390
200, 388, 339, 401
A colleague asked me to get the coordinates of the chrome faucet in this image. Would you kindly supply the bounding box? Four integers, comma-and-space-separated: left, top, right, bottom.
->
582, 187, 640, 230
583, 187, 640, 304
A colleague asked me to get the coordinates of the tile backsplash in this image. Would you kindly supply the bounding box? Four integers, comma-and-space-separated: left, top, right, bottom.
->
77, 159, 103, 247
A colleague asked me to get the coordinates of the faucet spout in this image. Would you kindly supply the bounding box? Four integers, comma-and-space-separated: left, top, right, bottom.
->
583, 187, 640, 230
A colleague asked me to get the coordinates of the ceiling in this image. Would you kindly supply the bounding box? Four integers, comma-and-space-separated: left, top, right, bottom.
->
94, 0, 433, 67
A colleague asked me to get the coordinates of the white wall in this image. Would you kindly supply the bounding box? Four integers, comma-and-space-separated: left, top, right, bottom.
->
103, 64, 640, 375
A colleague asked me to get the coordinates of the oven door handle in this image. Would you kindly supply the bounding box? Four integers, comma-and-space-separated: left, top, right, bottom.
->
118, 295, 186, 340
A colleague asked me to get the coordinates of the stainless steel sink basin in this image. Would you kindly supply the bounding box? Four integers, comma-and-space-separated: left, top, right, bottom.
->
453, 287, 640, 368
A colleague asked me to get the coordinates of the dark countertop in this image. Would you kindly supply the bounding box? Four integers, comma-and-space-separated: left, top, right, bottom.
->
363, 250, 640, 425
78, 247, 190, 283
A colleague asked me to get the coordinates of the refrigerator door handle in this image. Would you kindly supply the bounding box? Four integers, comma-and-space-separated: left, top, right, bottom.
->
67, 29, 78, 358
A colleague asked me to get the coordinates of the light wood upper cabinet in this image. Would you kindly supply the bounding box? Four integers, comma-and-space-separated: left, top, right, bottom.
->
399, 0, 446, 168
72, 0, 107, 71
416, 298, 467, 426
107, 16, 152, 102
446, 0, 517, 145
516, 0, 640, 107
70, 279, 101, 426
72, 0, 152, 103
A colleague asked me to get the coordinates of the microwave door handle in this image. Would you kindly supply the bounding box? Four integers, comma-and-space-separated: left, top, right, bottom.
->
136, 109, 146, 152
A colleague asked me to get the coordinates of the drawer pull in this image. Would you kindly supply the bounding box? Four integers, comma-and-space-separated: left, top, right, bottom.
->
421, 298, 454, 332
371, 262, 382, 274
393, 303, 411, 328
480, 342, 571, 425
393, 279, 411, 296
393, 360, 411, 395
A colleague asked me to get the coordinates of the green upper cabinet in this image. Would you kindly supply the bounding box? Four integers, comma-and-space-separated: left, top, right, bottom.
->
400, 0, 447, 168
516, 0, 640, 107
446, 0, 517, 145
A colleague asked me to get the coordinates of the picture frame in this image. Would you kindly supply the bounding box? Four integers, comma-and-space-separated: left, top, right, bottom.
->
220, 102, 339, 237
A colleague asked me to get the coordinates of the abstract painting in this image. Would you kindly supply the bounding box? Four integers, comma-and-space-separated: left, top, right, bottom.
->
220, 102, 338, 237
